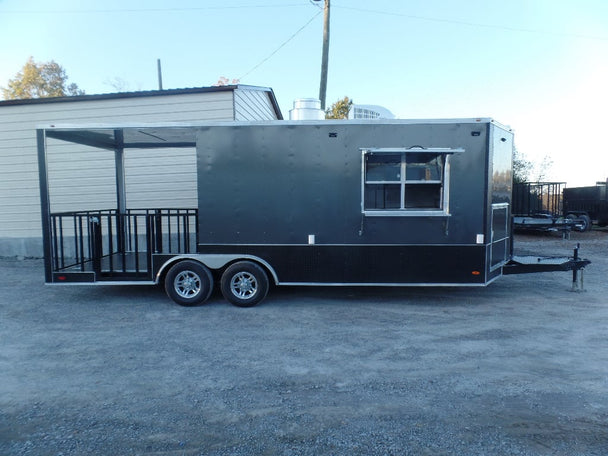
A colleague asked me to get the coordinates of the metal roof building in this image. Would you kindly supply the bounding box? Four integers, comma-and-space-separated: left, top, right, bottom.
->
0, 85, 282, 257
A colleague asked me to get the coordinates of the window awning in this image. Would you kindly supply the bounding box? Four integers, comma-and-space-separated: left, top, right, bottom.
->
362, 147, 465, 154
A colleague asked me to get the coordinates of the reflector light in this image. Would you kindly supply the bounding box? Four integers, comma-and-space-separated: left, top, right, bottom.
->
471, 271, 481, 276
58, 276, 67, 281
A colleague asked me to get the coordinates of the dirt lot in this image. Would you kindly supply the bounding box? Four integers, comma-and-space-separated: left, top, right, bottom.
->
1, 231, 607, 455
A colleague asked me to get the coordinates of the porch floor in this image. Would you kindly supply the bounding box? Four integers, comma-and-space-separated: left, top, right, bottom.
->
56, 252, 150, 275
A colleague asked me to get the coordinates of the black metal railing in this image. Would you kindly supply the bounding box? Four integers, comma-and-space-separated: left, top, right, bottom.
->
512, 182, 565, 217
49, 208, 198, 276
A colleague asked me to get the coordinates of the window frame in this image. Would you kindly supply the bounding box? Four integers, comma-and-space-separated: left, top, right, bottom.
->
361, 147, 463, 217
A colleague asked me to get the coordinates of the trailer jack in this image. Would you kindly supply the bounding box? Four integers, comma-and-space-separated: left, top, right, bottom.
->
571, 243, 585, 292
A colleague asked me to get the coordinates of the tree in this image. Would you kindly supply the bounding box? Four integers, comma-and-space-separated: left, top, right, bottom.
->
1, 57, 84, 100
214, 76, 240, 87
512, 147, 533, 184
103, 76, 131, 93
325, 96, 352, 119
533, 154, 554, 182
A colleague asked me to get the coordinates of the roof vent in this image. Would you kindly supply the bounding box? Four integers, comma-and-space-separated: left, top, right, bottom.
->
289, 98, 325, 120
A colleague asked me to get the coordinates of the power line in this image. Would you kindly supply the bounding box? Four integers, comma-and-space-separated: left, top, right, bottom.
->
238, 10, 322, 80
333, 4, 608, 42
1, 3, 305, 14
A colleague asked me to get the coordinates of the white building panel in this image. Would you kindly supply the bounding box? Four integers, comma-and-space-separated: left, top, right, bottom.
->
0, 86, 282, 256
234, 88, 278, 121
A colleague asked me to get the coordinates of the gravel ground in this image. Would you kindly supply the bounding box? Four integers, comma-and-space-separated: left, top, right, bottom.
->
1, 231, 607, 455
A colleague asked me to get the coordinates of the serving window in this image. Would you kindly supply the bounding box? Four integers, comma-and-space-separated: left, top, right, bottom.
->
362, 147, 463, 216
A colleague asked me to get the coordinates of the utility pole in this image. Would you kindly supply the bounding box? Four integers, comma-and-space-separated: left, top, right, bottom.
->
318, 0, 330, 110
157, 59, 163, 91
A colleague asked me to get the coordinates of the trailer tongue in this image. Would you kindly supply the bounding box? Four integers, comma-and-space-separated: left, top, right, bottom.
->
502, 247, 591, 275
503, 243, 590, 292
504, 254, 590, 275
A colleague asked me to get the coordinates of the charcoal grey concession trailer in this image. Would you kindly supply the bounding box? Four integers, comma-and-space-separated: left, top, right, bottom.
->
37, 119, 588, 307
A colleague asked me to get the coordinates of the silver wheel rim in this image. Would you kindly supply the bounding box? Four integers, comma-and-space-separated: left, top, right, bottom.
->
230, 272, 258, 299
174, 270, 201, 299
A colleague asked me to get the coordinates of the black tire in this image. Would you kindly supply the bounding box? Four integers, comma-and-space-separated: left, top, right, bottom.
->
577, 214, 592, 232
164, 260, 214, 306
220, 261, 269, 307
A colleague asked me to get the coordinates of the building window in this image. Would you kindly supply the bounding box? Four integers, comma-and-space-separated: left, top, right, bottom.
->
353, 107, 380, 119
362, 148, 462, 215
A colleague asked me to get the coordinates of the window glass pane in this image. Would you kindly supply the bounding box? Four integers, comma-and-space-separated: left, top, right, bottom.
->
405, 153, 443, 181
366, 154, 401, 182
404, 184, 442, 209
491, 239, 508, 266
492, 206, 508, 239
362, 151, 449, 213
364, 184, 401, 209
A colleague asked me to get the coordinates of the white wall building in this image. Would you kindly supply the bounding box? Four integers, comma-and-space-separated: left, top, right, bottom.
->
0, 85, 282, 257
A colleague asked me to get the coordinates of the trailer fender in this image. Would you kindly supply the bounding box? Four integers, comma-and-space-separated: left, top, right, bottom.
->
155, 254, 279, 285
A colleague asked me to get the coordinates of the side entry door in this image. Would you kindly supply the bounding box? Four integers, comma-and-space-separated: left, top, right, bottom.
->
489, 203, 510, 271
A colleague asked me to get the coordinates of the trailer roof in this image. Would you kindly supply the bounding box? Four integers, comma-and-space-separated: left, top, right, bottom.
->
43, 124, 199, 149
39, 118, 510, 150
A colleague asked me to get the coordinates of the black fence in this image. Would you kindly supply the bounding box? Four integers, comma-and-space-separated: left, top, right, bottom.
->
50, 208, 198, 278
512, 182, 565, 217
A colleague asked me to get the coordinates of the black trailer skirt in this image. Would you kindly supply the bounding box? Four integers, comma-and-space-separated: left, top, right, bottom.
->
198, 244, 490, 285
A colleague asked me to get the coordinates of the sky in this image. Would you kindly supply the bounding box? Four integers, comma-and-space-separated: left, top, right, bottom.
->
1, 0, 607, 187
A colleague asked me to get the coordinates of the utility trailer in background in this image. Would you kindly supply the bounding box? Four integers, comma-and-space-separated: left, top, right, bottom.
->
512, 182, 586, 233
563, 181, 608, 228
37, 119, 590, 307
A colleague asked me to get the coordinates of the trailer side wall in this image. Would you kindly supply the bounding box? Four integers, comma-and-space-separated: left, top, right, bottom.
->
195, 121, 511, 285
